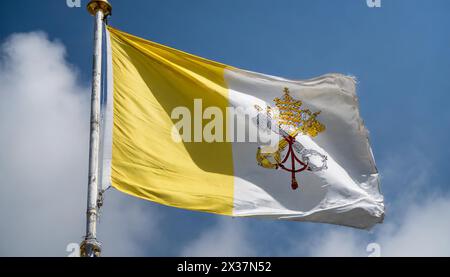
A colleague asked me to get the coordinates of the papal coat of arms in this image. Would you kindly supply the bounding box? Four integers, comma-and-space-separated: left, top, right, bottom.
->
254, 88, 328, 190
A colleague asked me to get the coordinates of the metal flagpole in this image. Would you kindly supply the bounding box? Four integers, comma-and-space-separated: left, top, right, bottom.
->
80, 0, 112, 258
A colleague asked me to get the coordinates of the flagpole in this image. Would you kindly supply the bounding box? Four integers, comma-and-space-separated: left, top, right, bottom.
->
80, 0, 112, 258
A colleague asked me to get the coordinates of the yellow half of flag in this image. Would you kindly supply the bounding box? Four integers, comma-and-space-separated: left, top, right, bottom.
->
107, 26, 234, 215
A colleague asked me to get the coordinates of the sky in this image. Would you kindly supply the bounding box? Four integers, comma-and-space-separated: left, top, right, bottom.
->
0, 0, 450, 257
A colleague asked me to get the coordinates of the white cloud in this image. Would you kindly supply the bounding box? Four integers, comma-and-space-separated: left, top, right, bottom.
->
306, 230, 365, 257
98, 190, 161, 256
303, 195, 450, 257
180, 218, 256, 257
304, 149, 450, 257
0, 32, 158, 256
376, 196, 450, 256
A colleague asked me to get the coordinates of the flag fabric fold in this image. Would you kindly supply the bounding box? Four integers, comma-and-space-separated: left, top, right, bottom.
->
103, 26, 384, 229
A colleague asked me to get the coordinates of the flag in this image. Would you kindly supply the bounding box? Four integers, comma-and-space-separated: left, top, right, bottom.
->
102, 26, 384, 229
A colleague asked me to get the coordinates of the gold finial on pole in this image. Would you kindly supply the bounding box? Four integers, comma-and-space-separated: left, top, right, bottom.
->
87, 0, 112, 17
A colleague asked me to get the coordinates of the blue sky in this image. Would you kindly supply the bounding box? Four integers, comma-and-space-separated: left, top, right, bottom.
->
1, 0, 450, 256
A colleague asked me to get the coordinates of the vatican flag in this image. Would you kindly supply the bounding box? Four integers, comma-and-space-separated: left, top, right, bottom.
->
102, 26, 384, 229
